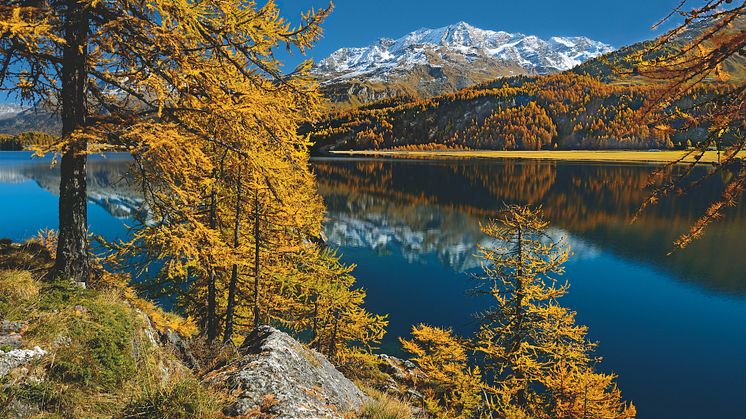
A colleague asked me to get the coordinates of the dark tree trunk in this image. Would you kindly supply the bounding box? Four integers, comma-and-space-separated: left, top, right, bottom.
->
311, 294, 320, 350
52, 0, 90, 281
514, 226, 526, 406
223, 170, 242, 343
253, 188, 261, 328
328, 309, 340, 361
206, 180, 218, 342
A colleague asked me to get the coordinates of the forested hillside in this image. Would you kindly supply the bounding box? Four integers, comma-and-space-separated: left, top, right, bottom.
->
308, 24, 744, 152
308, 72, 733, 151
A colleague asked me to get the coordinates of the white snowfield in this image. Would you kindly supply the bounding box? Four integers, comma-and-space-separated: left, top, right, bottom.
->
313, 21, 614, 83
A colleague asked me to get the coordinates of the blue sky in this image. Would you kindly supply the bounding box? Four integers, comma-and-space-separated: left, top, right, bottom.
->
0, 0, 687, 103
275, 0, 687, 69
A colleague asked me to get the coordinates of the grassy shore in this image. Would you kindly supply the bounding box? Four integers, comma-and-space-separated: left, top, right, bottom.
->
329, 149, 745, 164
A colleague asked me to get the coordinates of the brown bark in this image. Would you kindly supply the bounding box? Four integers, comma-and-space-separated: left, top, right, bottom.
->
52, 0, 90, 281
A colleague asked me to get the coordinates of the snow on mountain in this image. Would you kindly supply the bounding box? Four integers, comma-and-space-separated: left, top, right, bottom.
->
0, 104, 25, 121
313, 22, 613, 102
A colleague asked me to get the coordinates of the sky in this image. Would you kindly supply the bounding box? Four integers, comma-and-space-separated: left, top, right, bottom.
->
0, 0, 689, 104
274, 0, 687, 69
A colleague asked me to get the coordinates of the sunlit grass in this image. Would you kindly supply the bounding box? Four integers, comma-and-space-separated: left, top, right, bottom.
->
332, 149, 745, 164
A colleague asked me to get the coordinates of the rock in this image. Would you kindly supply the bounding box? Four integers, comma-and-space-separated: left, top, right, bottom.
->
4, 399, 41, 418
0, 320, 26, 334
52, 335, 72, 348
0, 347, 46, 378
206, 326, 367, 418
159, 328, 199, 370
377, 354, 427, 385
378, 354, 409, 382
406, 389, 425, 401
0, 333, 23, 349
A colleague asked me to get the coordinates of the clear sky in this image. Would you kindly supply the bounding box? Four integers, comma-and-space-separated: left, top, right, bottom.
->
274, 0, 687, 69
0, 0, 689, 104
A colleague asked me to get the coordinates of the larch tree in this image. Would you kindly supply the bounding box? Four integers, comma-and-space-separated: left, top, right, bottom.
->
290, 248, 388, 362
400, 324, 484, 419
473, 205, 634, 418
85, 0, 385, 349
634, 0, 746, 248
0, 0, 330, 282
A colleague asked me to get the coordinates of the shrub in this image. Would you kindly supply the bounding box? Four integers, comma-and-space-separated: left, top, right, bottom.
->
35, 288, 137, 390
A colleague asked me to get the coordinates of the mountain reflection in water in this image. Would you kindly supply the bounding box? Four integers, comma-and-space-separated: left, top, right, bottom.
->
2, 152, 745, 418
315, 157, 746, 295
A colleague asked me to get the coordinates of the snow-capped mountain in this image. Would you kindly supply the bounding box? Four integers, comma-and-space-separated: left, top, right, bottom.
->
313, 22, 613, 104
0, 104, 24, 120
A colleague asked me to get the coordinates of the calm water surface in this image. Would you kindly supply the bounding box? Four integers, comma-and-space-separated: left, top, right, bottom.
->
1, 151, 745, 419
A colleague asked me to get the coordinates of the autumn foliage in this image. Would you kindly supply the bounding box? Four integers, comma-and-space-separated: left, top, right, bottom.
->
402, 206, 635, 418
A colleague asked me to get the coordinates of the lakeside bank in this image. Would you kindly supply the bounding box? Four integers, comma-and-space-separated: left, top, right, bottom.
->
329, 149, 744, 164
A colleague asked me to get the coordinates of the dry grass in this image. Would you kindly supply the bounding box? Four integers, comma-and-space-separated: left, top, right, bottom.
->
359, 387, 415, 419
331, 149, 746, 164
0, 270, 40, 301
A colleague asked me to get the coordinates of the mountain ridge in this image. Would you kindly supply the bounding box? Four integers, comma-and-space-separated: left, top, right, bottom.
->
312, 21, 614, 105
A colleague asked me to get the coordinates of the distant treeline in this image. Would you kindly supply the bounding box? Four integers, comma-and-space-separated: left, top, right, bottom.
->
0, 131, 55, 151
307, 72, 733, 153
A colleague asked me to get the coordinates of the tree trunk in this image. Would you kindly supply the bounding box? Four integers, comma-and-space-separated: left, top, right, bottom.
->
311, 294, 320, 350
328, 309, 340, 361
514, 226, 526, 405
223, 170, 242, 343
253, 187, 261, 328
206, 179, 218, 342
52, 0, 90, 281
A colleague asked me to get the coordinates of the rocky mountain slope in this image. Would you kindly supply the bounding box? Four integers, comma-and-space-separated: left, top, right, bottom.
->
312, 21, 613, 105
0, 109, 59, 135
0, 104, 24, 120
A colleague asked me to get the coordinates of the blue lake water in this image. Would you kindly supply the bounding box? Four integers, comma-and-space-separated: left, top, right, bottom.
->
1, 152, 745, 418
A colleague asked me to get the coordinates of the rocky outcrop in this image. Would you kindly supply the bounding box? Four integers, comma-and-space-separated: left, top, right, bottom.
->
0, 347, 46, 378
0, 319, 45, 378
206, 326, 368, 418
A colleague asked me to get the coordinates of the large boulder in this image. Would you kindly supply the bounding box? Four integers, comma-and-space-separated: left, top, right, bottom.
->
206, 326, 368, 418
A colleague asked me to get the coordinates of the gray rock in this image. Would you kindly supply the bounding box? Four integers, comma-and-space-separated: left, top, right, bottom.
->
406, 389, 424, 401
4, 398, 41, 418
52, 335, 72, 348
0, 320, 26, 334
207, 326, 367, 418
0, 347, 46, 378
378, 354, 408, 382
159, 328, 199, 370
0, 333, 22, 349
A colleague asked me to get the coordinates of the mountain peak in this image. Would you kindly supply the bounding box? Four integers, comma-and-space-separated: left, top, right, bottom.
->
312, 22, 614, 104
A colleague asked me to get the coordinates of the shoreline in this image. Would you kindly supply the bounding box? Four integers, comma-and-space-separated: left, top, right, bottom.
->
328, 149, 743, 164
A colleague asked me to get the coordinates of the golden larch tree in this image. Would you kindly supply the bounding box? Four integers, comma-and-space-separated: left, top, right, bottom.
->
473, 205, 634, 418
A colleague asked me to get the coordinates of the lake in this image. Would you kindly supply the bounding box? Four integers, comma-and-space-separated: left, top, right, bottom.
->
1, 151, 745, 418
